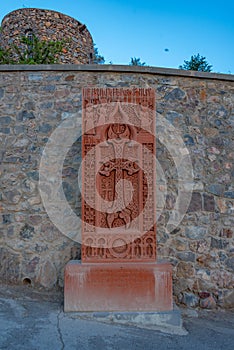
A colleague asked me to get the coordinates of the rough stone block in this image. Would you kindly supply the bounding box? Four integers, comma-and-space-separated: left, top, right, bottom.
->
187, 192, 202, 212
203, 193, 215, 212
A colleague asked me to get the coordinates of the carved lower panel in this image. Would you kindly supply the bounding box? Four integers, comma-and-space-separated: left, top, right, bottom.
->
82, 232, 156, 262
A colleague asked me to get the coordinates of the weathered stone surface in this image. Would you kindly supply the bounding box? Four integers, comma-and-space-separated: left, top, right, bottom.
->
176, 251, 195, 262
220, 228, 233, 238
196, 268, 211, 281
180, 292, 199, 308
28, 215, 42, 226
218, 251, 228, 262
207, 184, 225, 196
39, 124, 52, 134
3, 190, 21, 204
223, 217, 234, 226
211, 270, 234, 289
197, 215, 210, 227
28, 74, 43, 82
173, 277, 194, 296
165, 193, 176, 210
185, 227, 207, 239
38, 260, 57, 289
172, 238, 187, 251
183, 134, 194, 146
203, 127, 219, 137
203, 194, 215, 211
2, 214, 12, 224
210, 237, 229, 249
0, 87, 4, 98
200, 295, 217, 309
165, 88, 186, 101
0, 67, 233, 308
0, 248, 20, 283
0, 127, 11, 134
189, 239, 210, 254
27, 171, 39, 181
19, 224, 35, 240
187, 192, 202, 212
22, 179, 37, 193
196, 253, 218, 268
27, 196, 41, 206
177, 262, 195, 278
165, 111, 184, 127
40, 85, 56, 93
199, 292, 210, 299
17, 110, 35, 121
0, 116, 12, 125
24, 256, 40, 274
222, 290, 234, 308
14, 125, 26, 134
40, 222, 62, 242
194, 277, 214, 293
225, 257, 234, 272
224, 191, 234, 199
62, 182, 76, 202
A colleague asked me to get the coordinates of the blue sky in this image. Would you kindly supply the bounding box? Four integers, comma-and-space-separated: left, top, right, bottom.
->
0, 0, 233, 73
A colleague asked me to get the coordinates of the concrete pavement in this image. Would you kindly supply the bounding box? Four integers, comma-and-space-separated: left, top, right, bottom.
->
0, 284, 233, 350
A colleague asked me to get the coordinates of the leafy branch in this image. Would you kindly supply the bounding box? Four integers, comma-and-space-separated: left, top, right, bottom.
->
0, 34, 66, 64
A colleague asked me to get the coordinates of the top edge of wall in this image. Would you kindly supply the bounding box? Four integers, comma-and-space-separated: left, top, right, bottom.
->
1, 8, 83, 26
0, 64, 233, 82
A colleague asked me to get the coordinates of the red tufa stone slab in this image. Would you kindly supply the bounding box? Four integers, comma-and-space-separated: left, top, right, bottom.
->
64, 87, 173, 312
64, 261, 173, 312
81, 87, 157, 262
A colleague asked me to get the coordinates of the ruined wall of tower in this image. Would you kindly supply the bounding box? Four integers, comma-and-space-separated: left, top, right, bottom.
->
0, 8, 94, 64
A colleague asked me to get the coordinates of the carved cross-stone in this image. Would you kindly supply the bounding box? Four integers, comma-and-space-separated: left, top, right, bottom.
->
64, 88, 173, 313
81, 90, 157, 262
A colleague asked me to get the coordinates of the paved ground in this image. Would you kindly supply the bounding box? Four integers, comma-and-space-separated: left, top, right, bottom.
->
0, 284, 233, 350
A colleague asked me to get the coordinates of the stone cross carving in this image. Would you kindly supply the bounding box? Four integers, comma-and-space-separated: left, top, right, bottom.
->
64, 87, 173, 313
99, 123, 140, 229
82, 88, 156, 262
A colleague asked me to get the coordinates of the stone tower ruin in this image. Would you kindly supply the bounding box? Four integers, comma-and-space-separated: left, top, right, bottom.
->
0, 8, 94, 64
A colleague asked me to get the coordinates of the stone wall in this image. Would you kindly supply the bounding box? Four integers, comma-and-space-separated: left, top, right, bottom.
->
0, 8, 94, 64
0, 65, 233, 308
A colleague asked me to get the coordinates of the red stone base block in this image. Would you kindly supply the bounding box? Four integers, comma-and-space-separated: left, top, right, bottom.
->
64, 261, 173, 312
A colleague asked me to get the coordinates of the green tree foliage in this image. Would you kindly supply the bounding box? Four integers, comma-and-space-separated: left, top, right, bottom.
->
0, 47, 12, 64
179, 54, 212, 72
129, 57, 146, 66
92, 44, 105, 64
0, 34, 65, 64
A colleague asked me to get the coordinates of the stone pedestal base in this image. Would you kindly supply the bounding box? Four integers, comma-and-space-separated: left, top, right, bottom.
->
64, 261, 173, 312
67, 308, 187, 335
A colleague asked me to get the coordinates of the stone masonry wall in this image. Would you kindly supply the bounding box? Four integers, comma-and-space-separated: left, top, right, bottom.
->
0, 9, 94, 64
0, 65, 233, 308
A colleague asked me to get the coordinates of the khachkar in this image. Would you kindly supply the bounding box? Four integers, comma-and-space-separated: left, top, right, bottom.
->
64, 88, 172, 312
